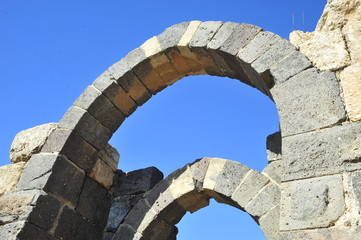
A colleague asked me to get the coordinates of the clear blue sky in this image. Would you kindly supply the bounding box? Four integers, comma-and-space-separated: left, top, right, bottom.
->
1, 0, 326, 239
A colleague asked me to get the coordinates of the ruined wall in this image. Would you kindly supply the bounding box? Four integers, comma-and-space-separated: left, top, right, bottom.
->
1, 1, 361, 239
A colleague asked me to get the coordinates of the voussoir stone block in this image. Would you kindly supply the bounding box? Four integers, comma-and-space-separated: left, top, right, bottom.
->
98, 143, 120, 172
17, 154, 84, 206
10, 123, 58, 163
76, 177, 111, 229
93, 70, 137, 116
59, 106, 112, 150
88, 158, 114, 190
104, 195, 132, 233
259, 205, 280, 240
283, 122, 361, 181
54, 206, 102, 240
271, 68, 346, 137
158, 22, 190, 50
244, 183, 280, 218
232, 170, 270, 208
207, 22, 239, 50
74, 85, 125, 132
280, 174, 345, 230
189, 157, 210, 191
0, 221, 52, 240
41, 128, 97, 173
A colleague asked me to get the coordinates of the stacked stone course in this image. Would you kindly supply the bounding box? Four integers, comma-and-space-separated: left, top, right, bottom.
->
1, 1, 361, 238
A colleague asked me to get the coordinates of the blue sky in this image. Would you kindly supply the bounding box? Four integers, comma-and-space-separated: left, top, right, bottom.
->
1, 0, 326, 239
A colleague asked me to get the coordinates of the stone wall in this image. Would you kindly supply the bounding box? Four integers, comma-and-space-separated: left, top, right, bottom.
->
1, 2, 361, 238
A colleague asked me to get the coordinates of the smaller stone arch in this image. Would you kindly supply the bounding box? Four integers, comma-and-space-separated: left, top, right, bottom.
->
112, 158, 280, 240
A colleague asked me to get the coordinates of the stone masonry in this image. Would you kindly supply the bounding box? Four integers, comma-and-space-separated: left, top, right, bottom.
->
1, 1, 361, 238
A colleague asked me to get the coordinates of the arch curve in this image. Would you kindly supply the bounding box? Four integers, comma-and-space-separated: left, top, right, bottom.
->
113, 158, 280, 240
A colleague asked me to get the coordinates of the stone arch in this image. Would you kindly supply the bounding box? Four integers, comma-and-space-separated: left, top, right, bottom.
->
8, 21, 348, 239
113, 158, 280, 240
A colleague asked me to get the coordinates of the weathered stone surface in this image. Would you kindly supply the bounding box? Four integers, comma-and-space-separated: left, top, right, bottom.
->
93, 71, 137, 116
220, 23, 262, 56
54, 206, 102, 240
213, 160, 250, 197
112, 224, 137, 240
266, 131, 282, 162
338, 63, 361, 121
59, 106, 112, 150
232, 170, 270, 208
189, 157, 210, 191
17, 154, 85, 206
280, 175, 345, 230
141, 217, 176, 240
74, 85, 125, 132
112, 167, 163, 196
168, 166, 195, 199
280, 226, 361, 240
104, 195, 132, 232
0, 162, 26, 197
41, 128, 97, 173
0, 221, 52, 240
89, 158, 114, 189
343, 21, 361, 63
158, 22, 190, 50
123, 198, 151, 231
0, 191, 34, 225
238, 31, 281, 64
203, 158, 227, 191
252, 38, 295, 74
259, 205, 280, 240
262, 160, 281, 184
271, 68, 346, 137
271, 51, 312, 84
189, 21, 223, 48
244, 183, 280, 217
10, 123, 57, 163
76, 177, 111, 228
176, 190, 209, 213
98, 143, 120, 172
207, 22, 239, 50
283, 122, 361, 181
291, 30, 350, 71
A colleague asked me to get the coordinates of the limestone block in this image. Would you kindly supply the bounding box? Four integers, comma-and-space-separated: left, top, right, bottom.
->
294, 29, 351, 71
41, 129, 97, 173
280, 175, 345, 231
280, 227, 361, 240
289, 31, 314, 49
0, 162, 26, 197
74, 85, 125, 132
17, 154, 85, 206
169, 166, 195, 199
259, 205, 280, 240
112, 167, 163, 196
189, 157, 210, 191
338, 63, 361, 121
271, 68, 346, 137
88, 158, 114, 190
232, 170, 269, 208
282, 122, 361, 181
0, 191, 34, 225
343, 21, 361, 63
10, 123, 57, 163
104, 196, 132, 232
59, 106, 112, 150
316, 0, 361, 32
244, 183, 280, 217
189, 21, 223, 48
98, 143, 120, 172
76, 177, 111, 229
213, 160, 250, 198
266, 131, 282, 162
203, 158, 227, 191
271, 51, 312, 84
54, 206, 102, 240
207, 22, 239, 50
92, 71, 137, 116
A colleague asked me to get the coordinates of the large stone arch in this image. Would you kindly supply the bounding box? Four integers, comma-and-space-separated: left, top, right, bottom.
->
113, 158, 280, 240
2, 20, 356, 240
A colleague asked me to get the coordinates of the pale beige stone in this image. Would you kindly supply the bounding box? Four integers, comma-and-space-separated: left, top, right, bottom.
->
289, 31, 314, 49
178, 21, 201, 46
10, 123, 57, 163
316, 0, 361, 32
89, 159, 114, 190
141, 36, 162, 58
295, 29, 350, 71
169, 166, 195, 198
343, 21, 361, 63
0, 162, 26, 197
203, 158, 227, 190
0, 191, 35, 223
338, 63, 361, 121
